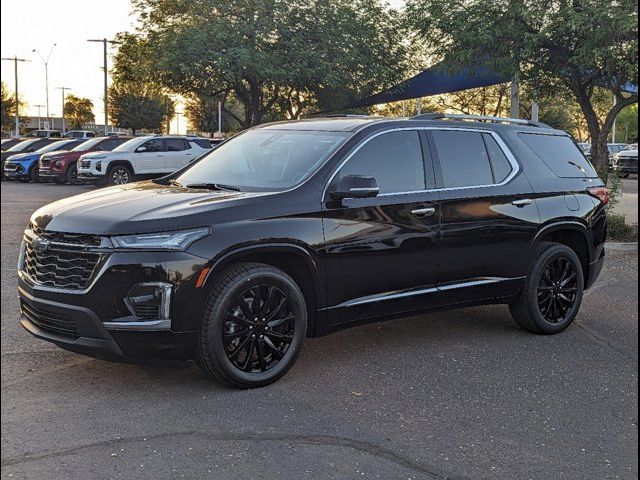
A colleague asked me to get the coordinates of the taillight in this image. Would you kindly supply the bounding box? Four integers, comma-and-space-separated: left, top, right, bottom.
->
587, 187, 609, 206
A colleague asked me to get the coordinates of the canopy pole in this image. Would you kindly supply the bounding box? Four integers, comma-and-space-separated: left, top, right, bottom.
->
510, 75, 520, 119
416, 97, 422, 115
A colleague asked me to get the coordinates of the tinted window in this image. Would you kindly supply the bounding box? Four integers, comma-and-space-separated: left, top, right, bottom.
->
482, 134, 513, 183
166, 139, 189, 151
96, 139, 119, 151
432, 130, 493, 188
191, 139, 213, 149
519, 133, 598, 178
339, 131, 425, 194
139, 138, 163, 153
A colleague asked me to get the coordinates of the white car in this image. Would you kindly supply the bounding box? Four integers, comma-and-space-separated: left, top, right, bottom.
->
77, 135, 212, 185
63, 130, 97, 139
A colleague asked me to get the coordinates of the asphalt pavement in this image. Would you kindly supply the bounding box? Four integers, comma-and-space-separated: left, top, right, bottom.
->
1, 181, 638, 480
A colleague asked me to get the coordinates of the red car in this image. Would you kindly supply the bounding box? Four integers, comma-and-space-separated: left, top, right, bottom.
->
39, 136, 133, 184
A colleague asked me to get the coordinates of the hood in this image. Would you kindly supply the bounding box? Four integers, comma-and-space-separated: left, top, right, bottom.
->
6, 152, 38, 162
31, 180, 274, 235
82, 151, 122, 160
42, 150, 77, 161
617, 149, 638, 157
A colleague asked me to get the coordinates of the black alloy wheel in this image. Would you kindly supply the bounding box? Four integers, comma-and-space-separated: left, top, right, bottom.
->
536, 256, 579, 324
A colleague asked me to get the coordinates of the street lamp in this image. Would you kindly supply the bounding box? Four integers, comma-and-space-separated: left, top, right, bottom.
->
1, 56, 30, 137
32, 44, 57, 124
55, 87, 72, 133
34, 104, 46, 129
87, 38, 121, 135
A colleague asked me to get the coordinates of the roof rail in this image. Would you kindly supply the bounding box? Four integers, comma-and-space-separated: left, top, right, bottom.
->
411, 113, 551, 128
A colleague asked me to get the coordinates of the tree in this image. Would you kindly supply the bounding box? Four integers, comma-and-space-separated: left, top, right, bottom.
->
1, 81, 24, 132
127, 0, 411, 128
108, 82, 174, 134
63, 94, 95, 130
405, 0, 638, 172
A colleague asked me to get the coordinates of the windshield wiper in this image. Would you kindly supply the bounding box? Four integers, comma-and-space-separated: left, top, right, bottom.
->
184, 183, 241, 192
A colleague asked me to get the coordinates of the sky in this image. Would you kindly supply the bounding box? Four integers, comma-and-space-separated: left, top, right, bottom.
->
1, 0, 405, 133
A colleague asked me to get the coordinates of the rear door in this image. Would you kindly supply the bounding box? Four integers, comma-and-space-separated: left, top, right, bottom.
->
428, 128, 540, 302
322, 129, 441, 324
135, 138, 165, 173
164, 138, 194, 171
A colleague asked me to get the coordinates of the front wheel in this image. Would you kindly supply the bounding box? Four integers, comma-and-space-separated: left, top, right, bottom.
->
66, 163, 80, 185
197, 262, 307, 389
510, 242, 584, 334
107, 164, 133, 185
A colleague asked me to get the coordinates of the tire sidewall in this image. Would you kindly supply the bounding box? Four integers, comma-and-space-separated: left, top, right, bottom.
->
204, 268, 307, 386
67, 163, 78, 185
108, 165, 132, 185
526, 245, 584, 333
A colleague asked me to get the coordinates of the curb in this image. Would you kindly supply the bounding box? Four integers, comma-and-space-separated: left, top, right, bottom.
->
606, 242, 639, 252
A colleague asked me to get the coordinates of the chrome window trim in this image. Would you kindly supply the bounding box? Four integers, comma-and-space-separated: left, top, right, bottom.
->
322, 126, 521, 200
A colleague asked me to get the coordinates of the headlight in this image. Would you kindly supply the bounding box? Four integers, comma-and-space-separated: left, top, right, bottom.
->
111, 227, 211, 251
54, 160, 62, 167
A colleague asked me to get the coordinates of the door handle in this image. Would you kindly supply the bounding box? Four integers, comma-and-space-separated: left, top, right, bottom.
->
512, 199, 533, 207
411, 207, 437, 218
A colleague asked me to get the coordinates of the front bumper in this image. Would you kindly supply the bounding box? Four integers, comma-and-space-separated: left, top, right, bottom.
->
18, 249, 210, 362
4, 163, 28, 179
38, 169, 66, 181
77, 172, 101, 182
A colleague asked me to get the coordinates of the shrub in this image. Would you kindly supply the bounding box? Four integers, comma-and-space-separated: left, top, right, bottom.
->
607, 213, 639, 242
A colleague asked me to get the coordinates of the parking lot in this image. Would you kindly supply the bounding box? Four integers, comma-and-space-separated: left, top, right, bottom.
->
1, 181, 637, 479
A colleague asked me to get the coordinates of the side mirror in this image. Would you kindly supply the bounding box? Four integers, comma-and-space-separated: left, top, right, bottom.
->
330, 175, 379, 200
136, 146, 148, 153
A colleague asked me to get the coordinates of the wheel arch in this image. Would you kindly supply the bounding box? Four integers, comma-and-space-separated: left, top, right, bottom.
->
205, 243, 325, 337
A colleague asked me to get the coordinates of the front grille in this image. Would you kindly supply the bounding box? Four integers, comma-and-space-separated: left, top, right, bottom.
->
39, 158, 51, 168
618, 157, 638, 167
79, 160, 91, 169
132, 305, 160, 320
23, 224, 104, 290
21, 301, 78, 338
4, 163, 18, 171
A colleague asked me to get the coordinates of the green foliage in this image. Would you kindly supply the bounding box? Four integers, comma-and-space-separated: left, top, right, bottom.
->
108, 82, 174, 134
125, 0, 411, 128
184, 95, 219, 136
63, 94, 95, 130
405, 0, 638, 170
616, 104, 638, 143
1, 81, 24, 132
607, 213, 638, 242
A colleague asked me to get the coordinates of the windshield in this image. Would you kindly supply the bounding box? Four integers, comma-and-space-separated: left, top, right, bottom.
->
72, 137, 103, 151
36, 140, 76, 154
112, 137, 148, 152
174, 129, 348, 191
8, 139, 39, 152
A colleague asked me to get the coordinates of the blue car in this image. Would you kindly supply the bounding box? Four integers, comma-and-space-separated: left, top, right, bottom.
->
3, 139, 84, 182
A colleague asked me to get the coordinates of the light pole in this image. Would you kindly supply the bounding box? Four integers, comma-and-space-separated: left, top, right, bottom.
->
87, 38, 121, 135
175, 111, 183, 134
55, 87, 72, 133
1, 56, 29, 137
32, 44, 56, 124
34, 104, 46, 129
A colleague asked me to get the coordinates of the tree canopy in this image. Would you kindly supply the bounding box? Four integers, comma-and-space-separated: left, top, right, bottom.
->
108, 83, 174, 134
63, 94, 95, 130
1, 81, 23, 132
405, 0, 638, 170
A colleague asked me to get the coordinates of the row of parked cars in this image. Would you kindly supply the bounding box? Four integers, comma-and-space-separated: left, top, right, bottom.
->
577, 142, 638, 178
1, 134, 221, 185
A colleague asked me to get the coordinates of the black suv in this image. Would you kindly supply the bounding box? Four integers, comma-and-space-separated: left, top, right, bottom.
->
18, 115, 608, 388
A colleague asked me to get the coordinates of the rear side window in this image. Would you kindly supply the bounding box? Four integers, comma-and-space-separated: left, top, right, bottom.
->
190, 139, 212, 149
340, 130, 425, 194
482, 134, 513, 183
431, 130, 495, 188
166, 139, 190, 151
519, 133, 598, 178
97, 139, 119, 151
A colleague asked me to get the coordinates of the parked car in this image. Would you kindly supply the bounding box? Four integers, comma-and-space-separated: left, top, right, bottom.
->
63, 130, 97, 139
1, 138, 55, 179
18, 114, 608, 389
612, 146, 638, 178
3, 139, 84, 182
39, 136, 133, 184
1, 138, 26, 151
26, 130, 62, 138
77, 135, 212, 185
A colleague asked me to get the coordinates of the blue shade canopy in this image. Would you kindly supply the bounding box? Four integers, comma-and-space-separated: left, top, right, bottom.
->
342, 61, 638, 110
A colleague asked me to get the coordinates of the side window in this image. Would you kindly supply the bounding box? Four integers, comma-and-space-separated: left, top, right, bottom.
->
166, 139, 189, 151
339, 130, 425, 194
431, 130, 493, 188
139, 138, 163, 153
482, 134, 513, 183
97, 139, 118, 151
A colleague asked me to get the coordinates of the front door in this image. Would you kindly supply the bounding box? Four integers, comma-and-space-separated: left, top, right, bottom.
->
426, 128, 540, 303
321, 129, 441, 325
135, 138, 165, 173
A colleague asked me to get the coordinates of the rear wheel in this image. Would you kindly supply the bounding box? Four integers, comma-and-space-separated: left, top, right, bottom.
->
107, 164, 133, 185
510, 242, 584, 334
196, 262, 307, 389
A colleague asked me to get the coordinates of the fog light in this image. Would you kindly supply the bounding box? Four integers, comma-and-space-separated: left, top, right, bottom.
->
95, 161, 102, 172
124, 282, 172, 320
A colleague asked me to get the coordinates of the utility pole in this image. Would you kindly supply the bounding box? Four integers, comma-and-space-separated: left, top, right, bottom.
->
32, 44, 56, 124
56, 87, 72, 133
34, 104, 45, 129
87, 38, 121, 135
175, 111, 183, 134
1, 56, 29, 137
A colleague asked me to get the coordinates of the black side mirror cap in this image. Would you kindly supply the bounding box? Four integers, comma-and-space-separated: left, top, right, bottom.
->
330, 175, 380, 200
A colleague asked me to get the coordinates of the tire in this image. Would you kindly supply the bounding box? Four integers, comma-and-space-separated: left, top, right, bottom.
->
197, 262, 307, 389
107, 164, 133, 185
510, 242, 584, 334
66, 163, 79, 185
